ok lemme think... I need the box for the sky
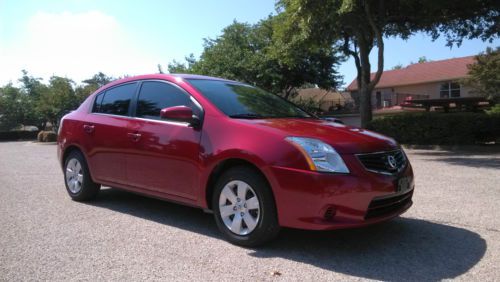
[1,0,498,89]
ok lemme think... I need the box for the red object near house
[57,74,414,246]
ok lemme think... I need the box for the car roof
[115,73,237,85]
[94,73,242,95]
[170,73,235,82]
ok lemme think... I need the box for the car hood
[237,118,398,154]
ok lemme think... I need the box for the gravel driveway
[0,141,499,281]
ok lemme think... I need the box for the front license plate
[397,176,413,193]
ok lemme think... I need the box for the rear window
[95,83,137,116]
[92,92,104,113]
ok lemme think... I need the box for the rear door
[83,82,138,185]
[126,80,203,200]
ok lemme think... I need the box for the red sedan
[57,74,414,246]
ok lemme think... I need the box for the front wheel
[64,150,100,201]
[213,166,280,247]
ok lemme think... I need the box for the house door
[376,92,382,108]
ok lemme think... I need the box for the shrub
[37,131,58,142]
[292,97,322,114]
[0,131,39,141]
[486,104,500,114]
[367,112,500,145]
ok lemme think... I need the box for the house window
[440,82,461,98]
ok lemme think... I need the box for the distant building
[346,56,478,108]
[295,88,353,112]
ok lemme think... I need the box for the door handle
[127,132,142,142]
[83,124,95,134]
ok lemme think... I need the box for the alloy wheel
[218,180,260,235]
[65,158,83,194]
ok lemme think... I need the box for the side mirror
[160,106,200,128]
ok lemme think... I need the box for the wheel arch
[61,144,97,183]
[62,144,84,165]
[204,158,276,211]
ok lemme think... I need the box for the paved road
[0,142,499,281]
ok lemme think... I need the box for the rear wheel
[64,150,100,201]
[213,166,280,247]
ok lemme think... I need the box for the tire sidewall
[212,166,279,247]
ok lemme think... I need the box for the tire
[212,166,280,247]
[63,150,100,201]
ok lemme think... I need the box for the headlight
[286,137,349,173]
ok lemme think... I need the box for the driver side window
[136,81,201,120]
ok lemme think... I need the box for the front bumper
[269,154,414,230]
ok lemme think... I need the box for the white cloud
[0,11,159,85]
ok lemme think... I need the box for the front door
[126,80,203,200]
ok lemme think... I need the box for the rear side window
[92,92,104,113]
[98,83,137,116]
[136,81,200,120]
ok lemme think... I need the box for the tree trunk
[283,86,294,100]
[357,35,374,128]
[359,83,373,127]
[356,2,385,128]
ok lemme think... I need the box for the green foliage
[486,104,500,114]
[464,47,500,102]
[0,71,114,131]
[76,72,114,104]
[17,71,49,129]
[168,54,199,74]
[418,56,429,63]
[36,76,79,130]
[367,112,500,145]
[0,84,26,131]
[392,64,403,70]
[291,97,321,114]
[167,17,342,98]
[82,72,113,88]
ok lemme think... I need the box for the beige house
[295,88,353,112]
[346,56,478,108]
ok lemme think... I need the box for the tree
[277,0,500,127]
[157,64,164,74]
[18,70,49,129]
[465,47,500,102]
[75,72,114,104]
[392,64,403,70]
[168,54,199,74]
[0,84,25,130]
[37,76,79,130]
[418,56,429,63]
[1,72,115,131]
[168,18,342,98]
[82,72,113,88]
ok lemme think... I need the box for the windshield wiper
[229,113,265,119]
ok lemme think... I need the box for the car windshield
[186,79,312,119]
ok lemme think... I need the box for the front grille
[365,190,413,219]
[357,149,407,175]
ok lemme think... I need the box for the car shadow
[88,188,487,281]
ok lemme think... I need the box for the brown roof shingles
[346,56,475,91]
